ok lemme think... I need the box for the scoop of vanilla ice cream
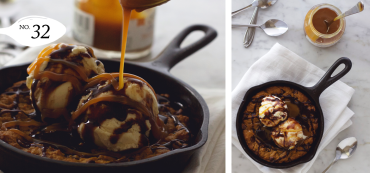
[27,43,105,122]
[78,109,151,152]
[259,95,288,127]
[77,77,160,151]
[271,118,307,150]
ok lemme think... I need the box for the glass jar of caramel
[73,0,155,59]
[304,4,346,47]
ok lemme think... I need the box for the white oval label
[0,16,66,47]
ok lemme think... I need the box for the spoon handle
[322,160,336,173]
[322,158,338,173]
[322,149,342,173]
[334,1,364,21]
[0,27,9,35]
[232,4,253,16]
[243,7,259,48]
[232,24,259,28]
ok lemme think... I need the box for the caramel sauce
[312,8,340,34]
[77,0,146,51]
[1,80,188,160]
[26,42,164,140]
[118,8,132,90]
[248,94,316,151]
[0,80,189,160]
[284,101,300,118]
[74,75,167,141]
[1,1,181,160]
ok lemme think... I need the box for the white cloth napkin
[232,43,355,173]
[3,36,225,173]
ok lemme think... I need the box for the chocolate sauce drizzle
[1,81,191,161]
[260,96,288,121]
[76,76,168,145]
[29,44,101,122]
[243,90,318,162]
[0,82,35,119]
[0,44,191,162]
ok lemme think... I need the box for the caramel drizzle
[27,43,158,121]
[118,8,132,90]
[74,75,167,141]
[71,96,150,122]
[27,43,165,140]
[0,43,191,160]
[1,85,187,160]
[27,43,68,74]
[86,73,155,93]
[27,45,156,93]
[244,90,317,162]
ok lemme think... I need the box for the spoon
[322,137,357,173]
[232,0,277,16]
[232,19,288,36]
[244,0,278,48]
[324,1,364,33]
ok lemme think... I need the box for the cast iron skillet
[0,25,217,173]
[236,57,352,169]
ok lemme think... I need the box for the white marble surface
[232,0,370,172]
[12,0,225,90]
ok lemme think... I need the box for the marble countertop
[232,0,370,172]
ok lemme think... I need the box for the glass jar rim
[309,3,345,38]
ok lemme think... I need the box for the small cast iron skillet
[236,57,352,169]
[0,25,217,173]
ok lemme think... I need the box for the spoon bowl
[258,0,278,9]
[336,137,357,160]
[232,19,288,36]
[260,19,288,36]
[322,137,357,173]
[232,0,278,16]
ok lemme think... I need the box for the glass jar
[304,3,346,48]
[73,0,155,59]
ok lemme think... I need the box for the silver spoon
[322,137,357,173]
[324,1,364,33]
[233,19,288,36]
[232,0,277,16]
[244,0,278,48]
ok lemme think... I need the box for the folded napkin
[3,36,225,173]
[232,43,355,173]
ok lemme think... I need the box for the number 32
[31,24,50,39]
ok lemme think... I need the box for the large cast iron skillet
[0,25,217,173]
[236,57,352,168]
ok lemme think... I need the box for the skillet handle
[152,24,217,71]
[309,57,352,96]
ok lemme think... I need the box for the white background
[232,0,370,172]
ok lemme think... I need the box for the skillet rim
[236,80,324,169]
[0,60,210,168]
